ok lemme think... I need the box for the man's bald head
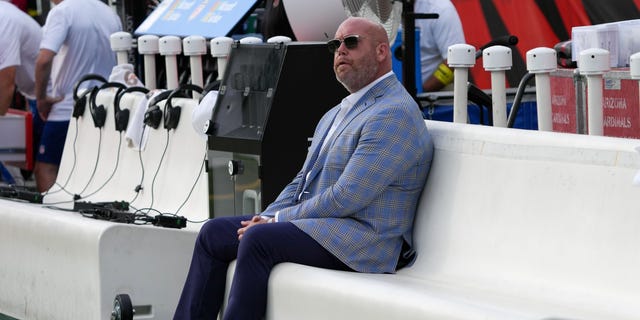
[331,17,392,92]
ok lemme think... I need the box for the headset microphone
[164,83,204,130]
[114,86,150,132]
[144,90,172,129]
[89,82,126,128]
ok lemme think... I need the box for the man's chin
[336,79,356,93]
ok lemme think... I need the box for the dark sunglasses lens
[343,36,359,49]
[327,36,359,53]
[327,39,341,53]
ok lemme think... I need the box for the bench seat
[261,262,640,320]
[225,119,640,320]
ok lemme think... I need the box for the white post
[578,48,610,136]
[526,47,557,131]
[447,44,476,123]
[210,37,234,81]
[159,36,182,90]
[183,35,207,98]
[483,45,512,127]
[138,35,159,90]
[110,32,132,65]
[239,36,262,44]
[267,36,292,44]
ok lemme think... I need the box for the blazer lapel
[297,75,397,197]
[295,107,339,199]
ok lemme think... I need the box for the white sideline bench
[0,198,198,320]
[224,119,640,320]
[2,118,639,320]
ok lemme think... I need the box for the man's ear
[376,42,389,62]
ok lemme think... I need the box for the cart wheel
[111,293,134,320]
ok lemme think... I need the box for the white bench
[2,117,639,320]
[224,119,640,320]
[0,198,198,320]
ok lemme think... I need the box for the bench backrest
[406,120,640,309]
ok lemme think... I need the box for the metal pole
[401,0,438,103]
[578,48,609,136]
[448,44,476,124]
[483,45,512,128]
[526,47,557,131]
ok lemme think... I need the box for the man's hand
[36,95,63,121]
[237,215,270,240]
[0,66,17,116]
[35,48,57,120]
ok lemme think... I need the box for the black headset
[89,82,126,128]
[144,90,172,129]
[164,84,204,130]
[114,86,150,132]
[72,74,107,119]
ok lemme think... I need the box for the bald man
[173,17,434,320]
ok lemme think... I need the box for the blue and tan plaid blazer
[264,74,433,274]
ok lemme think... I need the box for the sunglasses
[327,35,362,53]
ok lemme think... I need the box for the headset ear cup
[92,105,107,128]
[115,109,130,132]
[163,84,204,131]
[144,105,162,129]
[144,90,172,130]
[73,92,88,118]
[89,88,107,128]
[164,104,181,130]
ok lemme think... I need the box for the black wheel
[111,293,134,320]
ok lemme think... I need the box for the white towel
[109,63,150,149]
[125,90,166,150]
[191,90,218,140]
[108,64,145,87]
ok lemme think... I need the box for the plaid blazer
[264,75,433,274]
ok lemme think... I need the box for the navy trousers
[173,215,352,320]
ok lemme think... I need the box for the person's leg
[174,215,252,320]
[34,162,58,192]
[34,120,69,192]
[223,222,352,320]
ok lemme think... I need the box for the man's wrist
[260,216,275,223]
[261,210,280,223]
[433,63,454,86]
